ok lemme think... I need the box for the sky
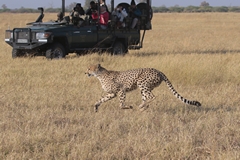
[1,0,240,9]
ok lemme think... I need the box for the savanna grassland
[0,12,240,159]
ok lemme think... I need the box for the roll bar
[62,0,65,16]
[61,0,151,15]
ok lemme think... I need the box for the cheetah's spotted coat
[85,64,201,112]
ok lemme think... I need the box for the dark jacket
[130,7,141,18]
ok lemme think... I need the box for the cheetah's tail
[162,74,201,107]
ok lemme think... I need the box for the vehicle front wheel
[12,49,25,58]
[112,41,127,55]
[46,43,66,59]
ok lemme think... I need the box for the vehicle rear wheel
[46,43,66,59]
[12,49,25,58]
[112,41,127,55]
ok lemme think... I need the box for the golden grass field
[0,13,240,159]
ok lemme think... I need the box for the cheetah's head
[85,64,104,77]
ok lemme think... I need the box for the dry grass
[0,13,240,159]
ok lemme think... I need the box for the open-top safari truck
[4,0,153,59]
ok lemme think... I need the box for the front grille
[13,28,35,43]
[17,31,29,39]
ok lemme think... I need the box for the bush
[184,6,200,12]
[214,6,228,12]
[169,6,184,13]
[159,6,169,13]
[228,7,240,12]
[198,6,213,12]
[45,8,62,13]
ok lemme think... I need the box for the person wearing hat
[86,1,98,22]
[75,3,85,16]
[129,0,141,29]
[70,3,85,17]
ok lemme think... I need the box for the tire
[112,41,127,55]
[12,49,24,58]
[45,43,66,59]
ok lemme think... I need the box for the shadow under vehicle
[4,0,153,59]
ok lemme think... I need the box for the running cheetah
[85,64,201,112]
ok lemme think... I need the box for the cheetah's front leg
[118,90,133,109]
[95,93,116,112]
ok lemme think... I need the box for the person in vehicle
[129,0,141,29]
[70,3,85,18]
[72,11,84,27]
[56,12,63,22]
[100,0,110,15]
[99,5,110,29]
[112,4,128,28]
[99,0,106,6]
[69,6,76,19]
[86,1,98,22]
[75,3,85,16]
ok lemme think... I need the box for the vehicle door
[71,25,98,48]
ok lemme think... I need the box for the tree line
[1,2,240,13]
[152,6,240,13]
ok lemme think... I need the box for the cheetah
[85,64,201,112]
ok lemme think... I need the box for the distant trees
[150,0,240,13]
[228,7,240,12]
[200,1,210,7]
[84,0,92,9]
[66,2,77,11]
[214,6,228,12]
[1,1,240,13]
[0,4,10,12]
[152,6,169,13]
[2,4,7,9]
[184,6,200,12]
[169,5,184,13]
[151,5,240,13]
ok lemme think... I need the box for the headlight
[36,32,51,39]
[5,30,13,41]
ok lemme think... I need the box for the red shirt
[99,11,109,26]
[91,12,98,20]
[91,11,109,26]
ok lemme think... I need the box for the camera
[117,8,121,13]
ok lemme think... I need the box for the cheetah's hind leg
[139,105,149,112]
[118,90,133,110]
[138,98,155,111]
[120,105,133,109]
[138,90,156,111]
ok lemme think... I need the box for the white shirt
[112,8,128,22]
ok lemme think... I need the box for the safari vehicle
[4,0,153,59]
